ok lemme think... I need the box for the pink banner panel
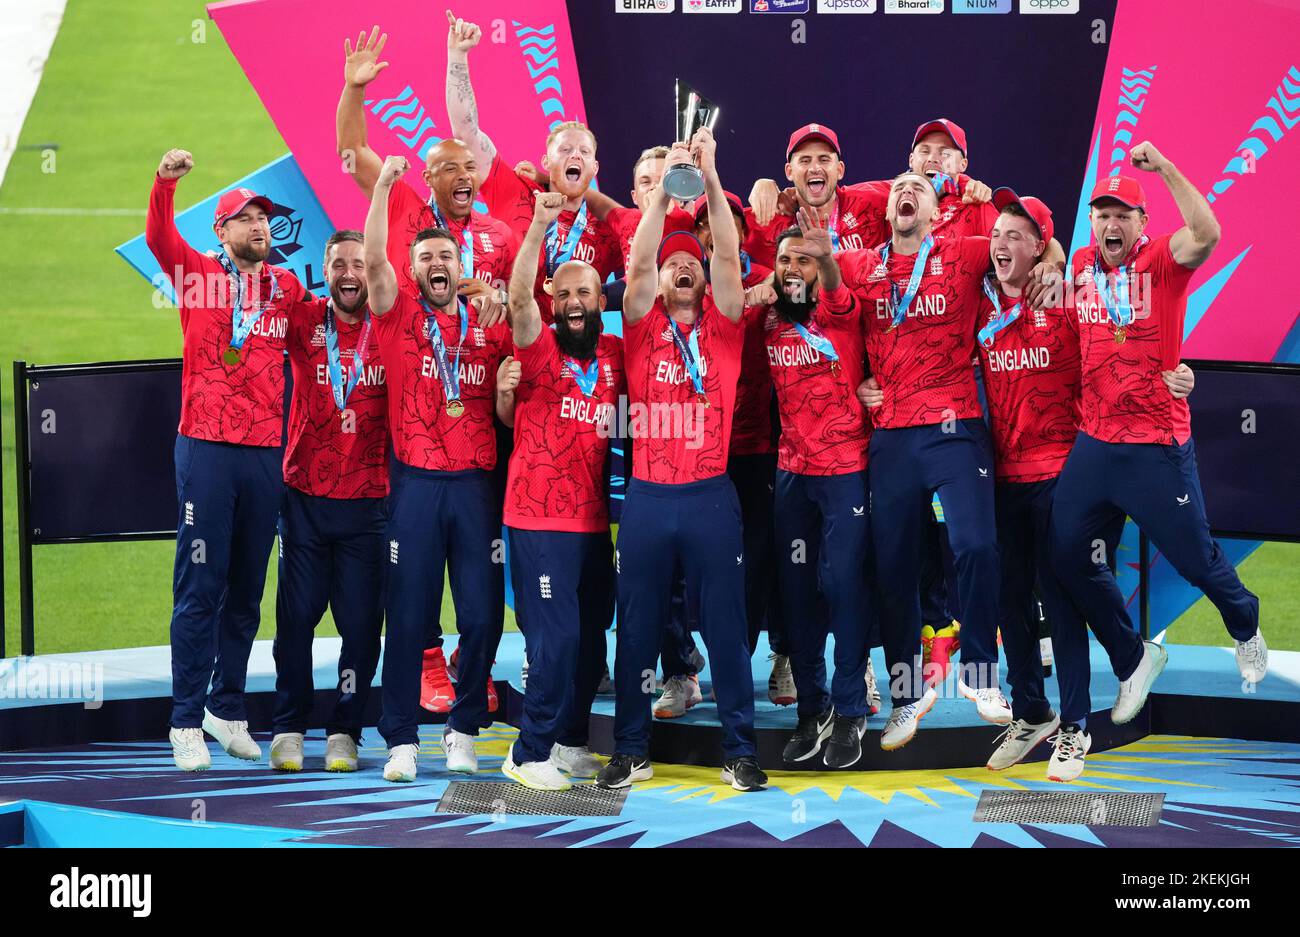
[208,0,586,229]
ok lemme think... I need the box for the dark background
[569,0,1118,223]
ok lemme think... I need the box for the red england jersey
[1069,234,1195,445]
[477,155,621,322]
[505,328,625,532]
[283,297,388,499]
[975,282,1081,482]
[606,205,695,274]
[837,178,1001,247]
[374,290,511,471]
[731,260,778,457]
[743,187,886,268]
[842,236,990,430]
[762,283,870,475]
[623,294,745,484]
[387,178,517,297]
[146,176,306,447]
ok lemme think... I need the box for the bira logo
[50,868,152,917]
[686,0,742,10]
[616,0,673,11]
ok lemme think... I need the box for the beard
[773,274,818,324]
[329,280,369,315]
[554,307,602,359]
[229,238,270,265]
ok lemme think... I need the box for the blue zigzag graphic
[513,21,567,132]
[364,84,443,161]
[1206,65,1300,203]
[1110,66,1156,174]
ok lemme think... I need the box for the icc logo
[266,202,304,266]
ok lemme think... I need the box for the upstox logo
[617,0,672,11]
[1019,0,1078,12]
[818,0,876,10]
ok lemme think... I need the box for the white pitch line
[0,206,145,216]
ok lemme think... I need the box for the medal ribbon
[930,172,959,198]
[544,202,589,276]
[977,275,1022,349]
[324,302,373,412]
[1091,235,1150,331]
[420,297,468,405]
[827,200,842,254]
[666,311,707,400]
[878,235,935,328]
[219,251,281,352]
[792,321,839,366]
[429,200,475,281]
[740,249,752,281]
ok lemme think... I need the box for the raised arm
[444,10,497,169]
[336,27,389,196]
[623,150,679,326]
[791,204,843,294]
[1130,141,1220,270]
[365,155,408,316]
[146,148,204,286]
[697,128,742,323]
[509,191,565,349]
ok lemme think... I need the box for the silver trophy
[662,79,720,202]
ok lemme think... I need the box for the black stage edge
[7,684,1299,771]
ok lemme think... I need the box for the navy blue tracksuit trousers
[1050,433,1259,721]
[775,469,871,718]
[379,462,504,747]
[615,476,756,759]
[170,435,283,728]
[869,420,1000,707]
[508,528,614,764]
[272,487,385,741]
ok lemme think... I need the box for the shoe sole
[1046,766,1085,783]
[1112,645,1168,726]
[769,694,796,706]
[271,761,302,772]
[987,718,1061,771]
[956,682,1012,726]
[503,761,571,792]
[420,699,453,714]
[383,770,415,782]
[880,693,938,752]
[200,718,263,761]
[721,768,767,792]
[325,761,357,772]
[174,760,210,772]
[596,765,653,789]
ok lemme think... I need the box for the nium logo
[617,0,673,10]
[1019,0,1078,11]
[50,868,152,917]
[818,0,877,11]
[685,0,742,10]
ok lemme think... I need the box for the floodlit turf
[0,0,1293,655]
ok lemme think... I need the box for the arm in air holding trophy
[695,128,743,324]
[622,142,691,326]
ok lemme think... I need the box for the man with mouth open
[1048,143,1265,772]
[364,155,515,783]
[597,128,766,793]
[840,172,1064,751]
[498,191,624,791]
[271,230,388,774]
[147,149,308,772]
[444,11,622,322]
[744,209,875,769]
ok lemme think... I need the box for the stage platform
[4,634,1300,847]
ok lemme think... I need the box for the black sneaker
[721,756,768,792]
[596,753,653,789]
[823,714,866,769]
[782,709,834,763]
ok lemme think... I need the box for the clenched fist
[497,355,521,394]
[158,148,193,180]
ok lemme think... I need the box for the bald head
[423,137,480,221]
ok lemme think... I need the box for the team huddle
[145,12,1267,794]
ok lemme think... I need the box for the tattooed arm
[444,10,497,169]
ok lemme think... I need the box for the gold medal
[696,392,710,409]
[223,346,242,367]
[830,359,841,375]
[1114,327,1127,345]
[446,399,465,418]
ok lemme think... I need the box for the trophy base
[663,164,705,202]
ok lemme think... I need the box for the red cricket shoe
[921,623,960,686]
[420,647,456,713]
[449,646,498,714]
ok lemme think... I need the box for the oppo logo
[1019,0,1079,11]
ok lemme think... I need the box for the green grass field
[0,0,1294,655]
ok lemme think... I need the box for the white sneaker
[551,743,602,779]
[169,727,211,772]
[504,745,571,791]
[865,659,881,714]
[880,687,938,751]
[767,654,796,706]
[987,715,1060,771]
[202,708,262,760]
[383,743,419,782]
[1112,640,1168,725]
[960,685,1012,725]
[269,732,304,771]
[1047,725,1091,782]
[325,733,358,772]
[653,674,702,719]
[1235,629,1268,683]
[442,726,478,773]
